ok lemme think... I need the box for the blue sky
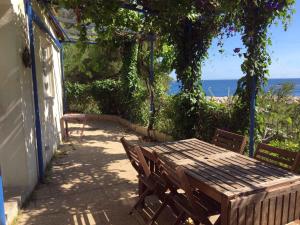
[171,1,300,80]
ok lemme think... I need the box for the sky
[171,1,300,80]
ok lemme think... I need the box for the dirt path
[18,120,143,225]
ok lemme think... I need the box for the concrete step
[4,200,19,225]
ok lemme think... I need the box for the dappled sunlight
[105,159,138,184]
[18,120,143,225]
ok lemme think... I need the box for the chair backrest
[120,137,151,177]
[176,166,218,219]
[254,143,300,173]
[212,129,247,154]
[154,153,181,192]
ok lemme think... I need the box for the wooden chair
[120,137,167,224]
[155,154,220,225]
[212,129,247,154]
[175,166,220,225]
[254,143,300,173]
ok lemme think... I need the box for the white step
[4,200,19,225]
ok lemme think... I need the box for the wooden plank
[222,199,231,225]
[238,206,246,225]
[189,139,228,153]
[239,154,294,176]
[190,160,248,189]
[188,163,243,191]
[185,164,236,192]
[282,193,290,224]
[289,192,297,222]
[213,157,268,184]
[220,157,276,182]
[231,155,287,178]
[186,139,225,153]
[207,158,263,188]
[261,199,269,225]
[257,143,298,159]
[275,196,283,225]
[175,141,222,155]
[245,204,254,225]
[295,191,300,219]
[228,208,237,225]
[256,151,293,166]
[268,198,276,225]
[253,201,262,225]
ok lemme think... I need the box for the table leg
[65,120,69,139]
[221,199,229,225]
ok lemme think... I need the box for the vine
[120,40,147,123]
[55,0,296,140]
[235,0,296,133]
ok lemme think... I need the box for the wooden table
[141,138,300,225]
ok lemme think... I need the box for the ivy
[235,0,296,133]
[56,0,296,139]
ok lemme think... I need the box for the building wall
[0,0,63,199]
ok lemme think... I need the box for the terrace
[17,120,176,225]
[1,1,300,225]
[16,117,300,225]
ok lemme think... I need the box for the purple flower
[248,36,254,44]
[228,26,236,33]
[233,48,241,53]
[266,1,281,10]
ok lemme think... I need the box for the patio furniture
[212,129,247,154]
[120,137,167,224]
[254,143,300,173]
[60,113,88,140]
[155,153,220,225]
[140,138,300,225]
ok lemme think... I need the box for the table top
[141,138,300,201]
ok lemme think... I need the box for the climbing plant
[120,40,148,124]
[235,0,296,133]
[55,0,296,139]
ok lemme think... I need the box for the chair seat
[193,191,220,214]
[172,192,219,216]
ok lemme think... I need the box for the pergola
[28,0,259,181]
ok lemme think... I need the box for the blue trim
[47,10,72,42]
[27,2,45,181]
[31,10,62,49]
[60,48,67,114]
[249,76,257,157]
[61,40,97,45]
[0,170,6,225]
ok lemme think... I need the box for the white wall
[0,0,63,200]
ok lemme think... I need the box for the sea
[169,78,300,97]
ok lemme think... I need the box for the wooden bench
[212,129,247,154]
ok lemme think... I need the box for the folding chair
[255,143,300,173]
[212,129,247,154]
[155,154,220,225]
[120,137,167,224]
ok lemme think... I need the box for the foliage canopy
[57,0,296,140]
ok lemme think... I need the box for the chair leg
[148,198,168,225]
[192,219,200,225]
[129,188,151,215]
[173,212,186,225]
